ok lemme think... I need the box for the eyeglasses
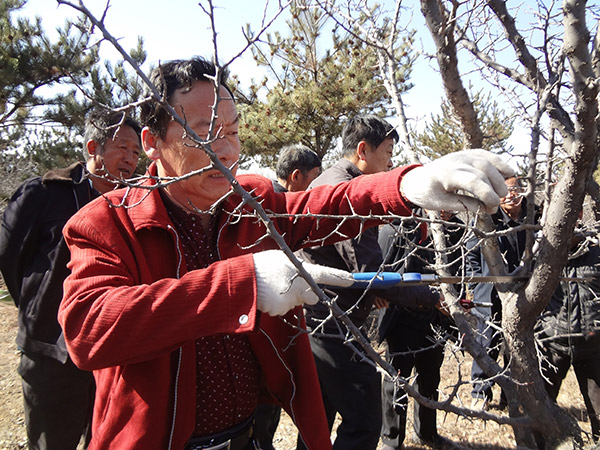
[507,186,525,194]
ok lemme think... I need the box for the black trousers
[254,403,280,450]
[541,346,600,441]
[297,334,382,450]
[470,301,508,403]
[18,352,95,450]
[381,323,445,448]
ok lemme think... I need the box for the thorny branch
[57,0,468,420]
[312,0,420,163]
[58,0,600,440]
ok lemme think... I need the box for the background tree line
[0,0,145,204]
[2,0,599,448]
[0,0,512,203]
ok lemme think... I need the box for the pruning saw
[349,272,590,288]
[345,272,591,308]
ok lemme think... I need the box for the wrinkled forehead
[171,83,237,123]
[106,124,140,145]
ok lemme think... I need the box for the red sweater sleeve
[59,164,419,370]
[59,199,258,370]
[234,164,420,251]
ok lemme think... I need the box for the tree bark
[420,0,484,148]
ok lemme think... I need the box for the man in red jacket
[58,57,514,450]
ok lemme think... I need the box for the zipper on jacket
[167,347,183,450]
[259,328,303,443]
[167,225,184,450]
[168,224,184,279]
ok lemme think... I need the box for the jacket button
[239,314,249,325]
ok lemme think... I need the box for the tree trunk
[503,290,583,449]
[420,0,484,148]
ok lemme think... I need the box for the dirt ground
[0,299,26,450]
[0,297,594,450]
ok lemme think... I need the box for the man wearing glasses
[467,176,531,409]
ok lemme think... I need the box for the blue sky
[21,0,277,82]
[21,0,446,119]
[19,0,527,164]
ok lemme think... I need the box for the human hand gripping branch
[400,149,515,214]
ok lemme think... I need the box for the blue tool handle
[350,272,438,288]
[402,272,423,282]
[351,272,406,288]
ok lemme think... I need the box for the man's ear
[86,139,99,158]
[356,141,368,162]
[142,127,160,161]
[290,168,302,182]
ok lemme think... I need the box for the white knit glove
[400,149,514,213]
[253,250,354,316]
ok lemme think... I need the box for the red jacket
[58,163,415,450]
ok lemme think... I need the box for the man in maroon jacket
[58,57,513,450]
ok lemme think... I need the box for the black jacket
[466,200,532,306]
[0,162,98,362]
[537,241,600,358]
[298,159,438,332]
[377,214,464,343]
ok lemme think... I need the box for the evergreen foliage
[0,0,145,200]
[413,90,514,160]
[236,1,413,168]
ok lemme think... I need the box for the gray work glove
[400,149,514,214]
[253,250,354,316]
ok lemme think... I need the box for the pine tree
[1,1,95,152]
[413,90,514,160]
[0,1,145,200]
[236,0,413,168]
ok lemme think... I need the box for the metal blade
[350,272,591,288]
[427,275,530,284]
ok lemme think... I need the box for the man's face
[500,177,523,215]
[147,82,240,211]
[99,126,141,179]
[361,138,394,174]
[89,124,141,193]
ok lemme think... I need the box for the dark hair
[83,108,142,159]
[341,114,398,157]
[140,57,231,138]
[276,144,322,179]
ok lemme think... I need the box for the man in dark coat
[537,232,600,443]
[297,116,440,450]
[0,108,141,450]
[378,211,464,450]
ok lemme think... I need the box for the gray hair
[275,144,321,180]
[83,108,141,159]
